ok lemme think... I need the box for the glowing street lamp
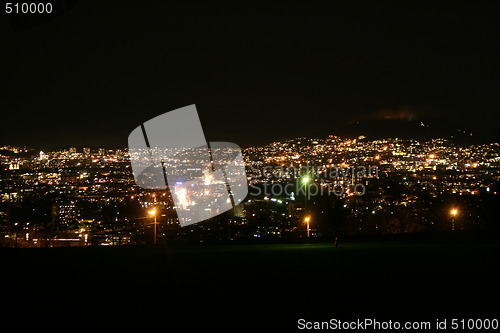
[301,176,311,213]
[304,216,311,238]
[148,208,158,244]
[450,208,458,231]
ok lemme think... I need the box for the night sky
[1,1,499,149]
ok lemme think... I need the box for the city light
[149,208,158,244]
[1,134,499,247]
[450,208,458,231]
[304,216,311,238]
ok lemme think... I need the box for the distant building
[115,149,124,160]
[233,203,245,218]
[69,147,77,154]
[83,147,91,155]
[58,201,77,226]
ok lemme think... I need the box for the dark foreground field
[2,233,500,331]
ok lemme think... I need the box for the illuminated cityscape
[1,135,499,247]
[2,1,500,328]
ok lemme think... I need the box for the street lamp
[304,216,311,238]
[301,176,311,212]
[450,208,458,231]
[148,208,158,244]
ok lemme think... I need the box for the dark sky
[1,1,499,149]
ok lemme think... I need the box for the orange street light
[304,216,311,238]
[149,209,158,244]
[450,208,458,231]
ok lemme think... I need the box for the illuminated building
[58,201,77,226]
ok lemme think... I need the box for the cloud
[349,105,431,124]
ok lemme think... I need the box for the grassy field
[2,235,500,330]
